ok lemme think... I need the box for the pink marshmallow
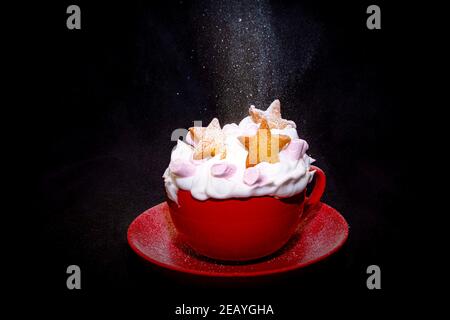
[211,163,236,178]
[169,159,196,177]
[190,157,207,165]
[244,167,260,186]
[284,139,309,160]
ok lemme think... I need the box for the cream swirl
[163,114,315,203]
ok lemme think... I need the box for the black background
[28,0,418,316]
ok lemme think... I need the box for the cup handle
[305,165,326,209]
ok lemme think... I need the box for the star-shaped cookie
[238,118,291,167]
[189,118,226,160]
[249,99,296,129]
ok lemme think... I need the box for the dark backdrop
[30,0,415,316]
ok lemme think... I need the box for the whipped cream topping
[163,106,315,203]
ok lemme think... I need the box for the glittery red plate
[127,202,348,277]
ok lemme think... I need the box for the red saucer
[127,202,348,277]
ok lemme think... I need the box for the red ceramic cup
[167,165,326,261]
